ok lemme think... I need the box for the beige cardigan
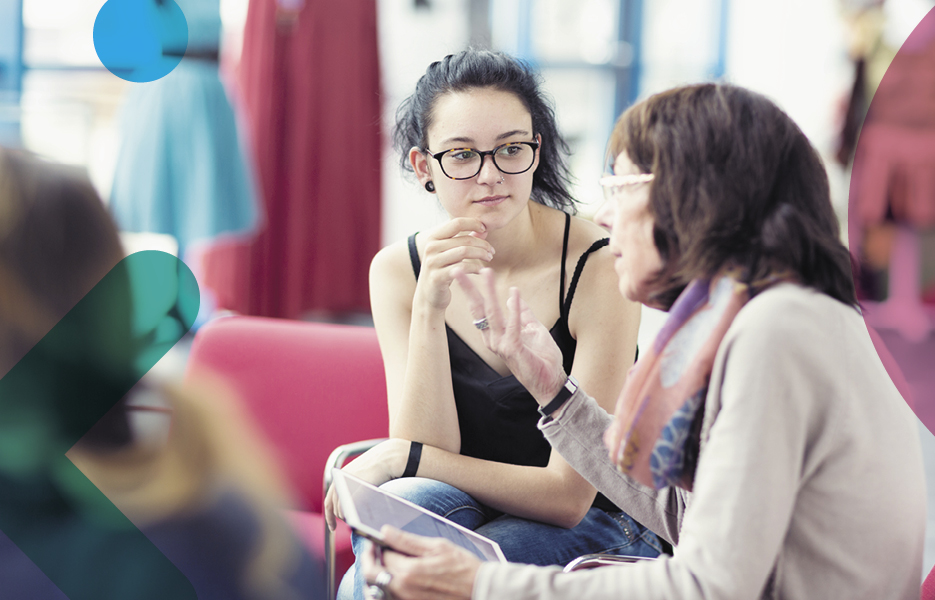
[474,284,926,600]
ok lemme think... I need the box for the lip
[474,195,507,206]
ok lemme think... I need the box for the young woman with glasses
[325,49,663,599]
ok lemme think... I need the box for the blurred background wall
[5,0,930,313]
[3,0,932,368]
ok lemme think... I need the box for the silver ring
[376,571,394,588]
[473,317,489,330]
[367,584,385,600]
[498,175,505,184]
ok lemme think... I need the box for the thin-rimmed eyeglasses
[599,173,654,201]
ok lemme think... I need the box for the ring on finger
[366,584,385,600]
[376,571,394,589]
[473,317,489,330]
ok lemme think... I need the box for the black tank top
[408,214,619,511]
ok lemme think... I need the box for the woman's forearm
[540,387,688,546]
[413,444,598,528]
[390,301,463,453]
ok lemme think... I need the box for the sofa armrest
[323,438,387,599]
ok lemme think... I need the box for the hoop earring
[425,181,435,193]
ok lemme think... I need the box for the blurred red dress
[204,0,381,318]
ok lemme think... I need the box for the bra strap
[559,213,571,310]
[408,233,421,280]
[562,238,610,321]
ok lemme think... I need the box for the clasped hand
[453,268,568,405]
[324,438,410,531]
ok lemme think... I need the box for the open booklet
[331,468,507,562]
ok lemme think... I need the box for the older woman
[357,83,926,600]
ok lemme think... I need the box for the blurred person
[0,147,322,599]
[847,4,935,341]
[356,83,926,600]
[324,49,662,600]
[835,0,890,168]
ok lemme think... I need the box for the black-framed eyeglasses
[424,141,539,180]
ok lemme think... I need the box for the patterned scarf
[604,272,779,491]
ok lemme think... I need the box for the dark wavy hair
[607,83,857,310]
[394,49,577,212]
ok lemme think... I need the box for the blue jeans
[336,477,664,600]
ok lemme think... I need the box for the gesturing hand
[416,218,494,311]
[453,268,567,405]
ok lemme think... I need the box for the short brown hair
[608,84,857,309]
[0,147,124,375]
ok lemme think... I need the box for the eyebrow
[438,129,531,148]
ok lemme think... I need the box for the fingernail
[487,252,493,261]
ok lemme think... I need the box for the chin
[619,282,649,306]
[616,281,635,302]
[478,209,518,232]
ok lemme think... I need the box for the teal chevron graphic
[0,251,199,599]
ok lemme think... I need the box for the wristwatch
[538,375,578,421]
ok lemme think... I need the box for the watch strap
[538,375,578,419]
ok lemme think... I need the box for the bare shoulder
[566,214,615,281]
[569,214,611,245]
[370,238,415,278]
[369,238,418,312]
[564,214,639,334]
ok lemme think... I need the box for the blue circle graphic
[93,0,188,83]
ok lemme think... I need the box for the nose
[593,197,615,231]
[475,154,501,185]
